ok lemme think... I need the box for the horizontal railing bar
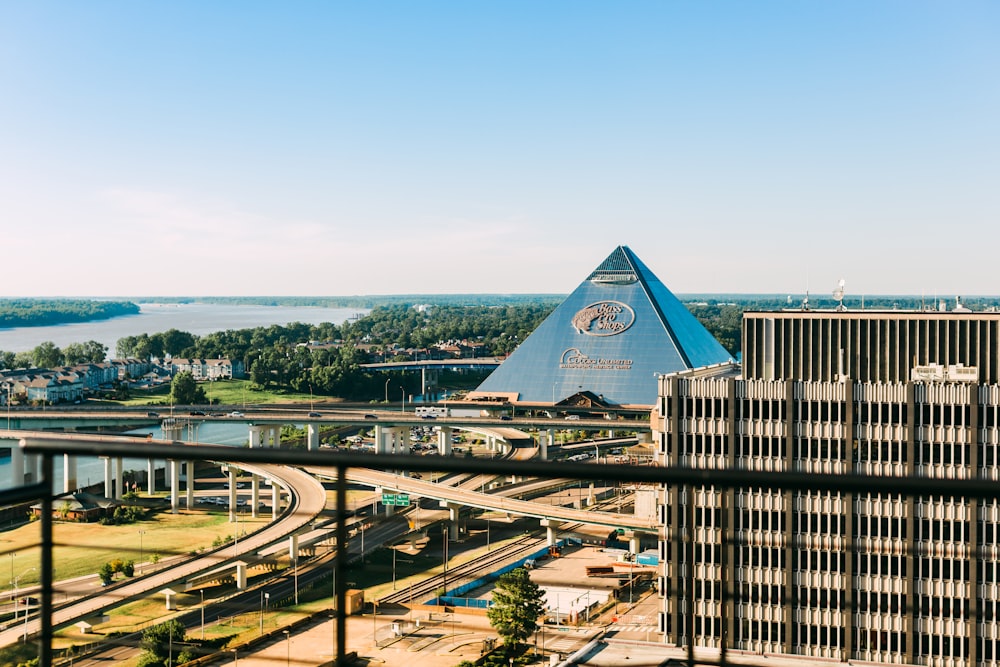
[0,481,51,508]
[16,435,1000,499]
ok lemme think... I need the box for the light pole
[392,545,397,590]
[384,378,391,404]
[260,591,269,634]
[231,648,238,667]
[138,530,145,574]
[283,629,290,667]
[201,589,205,640]
[14,567,36,641]
[401,388,405,413]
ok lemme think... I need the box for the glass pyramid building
[472,245,734,406]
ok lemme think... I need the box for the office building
[653,305,1000,666]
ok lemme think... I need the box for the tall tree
[169,371,207,405]
[487,567,546,654]
[31,341,63,368]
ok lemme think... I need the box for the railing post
[39,452,53,667]
[335,465,347,666]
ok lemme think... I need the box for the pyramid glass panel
[474,246,734,406]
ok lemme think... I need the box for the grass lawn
[1,508,269,589]
[109,379,346,408]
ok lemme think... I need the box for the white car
[229,411,245,417]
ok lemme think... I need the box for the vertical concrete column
[629,535,641,554]
[270,426,281,448]
[307,424,320,451]
[114,457,124,499]
[103,456,112,498]
[235,563,247,589]
[170,460,180,513]
[11,439,25,486]
[438,427,452,456]
[147,459,156,495]
[251,474,260,518]
[445,503,460,540]
[63,454,77,493]
[186,461,195,508]
[541,519,560,546]
[272,483,281,517]
[288,534,299,565]
[228,467,238,522]
[374,425,388,454]
[249,426,263,448]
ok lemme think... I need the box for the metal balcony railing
[6,436,1000,667]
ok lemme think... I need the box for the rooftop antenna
[832,278,846,312]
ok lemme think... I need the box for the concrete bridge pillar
[186,461,195,508]
[541,519,561,546]
[374,425,389,454]
[444,502,460,541]
[251,474,260,518]
[103,456,112,498]
[307,423,320,451]
[395,427,408,454]
[63,454,77,493]
[542,429,555,461]
[147,459,156,495]
[114,457,123,499]
[228,467,238,522]
[269,426,281,448]
[235,562,247,589]
[437,427,452,456]
[249,426,263,448]
[11,439,26,486]
[169,460,180,513]
[289,534,298,565]
[272,482,281,517]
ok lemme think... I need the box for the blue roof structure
[473,245,734,406]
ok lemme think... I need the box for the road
[0,463,327,647]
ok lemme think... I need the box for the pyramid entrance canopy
[471,245,733,407]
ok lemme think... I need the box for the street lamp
[401,388,405,413]
[201,589,206,640]
[14,567,36,640]
[138,530,146,575]
[260,591,269,634]
[283,629,290,667]
[384,378,391,404]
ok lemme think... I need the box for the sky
[1,2,997,298]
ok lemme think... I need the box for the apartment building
[653,306,1000,666]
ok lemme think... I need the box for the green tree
[139,619,187,667]
[486,567,545,653]
[31,341,63,368]
[63,340,109,364]
[170,371,207,405]
[98,562,114,586]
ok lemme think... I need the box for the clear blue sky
[1,2,997,297]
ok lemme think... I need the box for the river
[0,302,368,355]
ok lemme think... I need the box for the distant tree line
[0,299,138,328]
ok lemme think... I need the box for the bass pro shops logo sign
[571,301,635,336]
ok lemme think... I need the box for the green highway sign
[381,493,410,506]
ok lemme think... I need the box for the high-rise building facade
[653,307,1000,666]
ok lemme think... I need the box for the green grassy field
[2,508,268,588]
[109,379,346,408]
